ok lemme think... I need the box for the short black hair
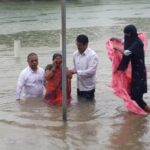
[27,52,37,61]
[52,53,62,60]
[76,34,89,45]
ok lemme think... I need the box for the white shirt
[73,47,98,91]
[16,66,45,99]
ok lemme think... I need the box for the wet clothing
[118,38,147,93]
[73,47,98,91]
[131,89,147,109]
[106,35,147,115]
[44,64,71,106]
[118,25,147,109]
[16,66,44,99]
[77,88,95,100]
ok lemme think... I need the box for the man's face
[76,42,88,54]
[28,55,38,70]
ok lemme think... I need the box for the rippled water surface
[0,0,150,149]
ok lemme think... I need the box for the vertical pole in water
[14,40,21,58]
[60,33,62,51]
[61,0,67,121]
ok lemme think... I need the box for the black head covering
[123,24,138,49]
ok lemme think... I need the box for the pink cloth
[106,32,148,115]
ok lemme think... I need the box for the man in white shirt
[16,53,45,100]
[70,34,98,100]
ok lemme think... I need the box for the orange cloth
[45,68,71,106]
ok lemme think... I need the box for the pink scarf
[106,32,148,115]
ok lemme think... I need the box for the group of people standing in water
[16,24,150,114]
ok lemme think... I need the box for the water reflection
[109,113,148,150]
[69,100,96,121]
[67,101,99,149]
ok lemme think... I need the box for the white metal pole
[60,33,62,50]
[61,0,67,121]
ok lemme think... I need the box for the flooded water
[0,0,150,149]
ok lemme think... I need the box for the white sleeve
[124,50,132,56]
[77,54,98,77]
[16,71,25,99]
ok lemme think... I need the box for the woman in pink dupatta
[106,24,150,115]
[44,53,71,106]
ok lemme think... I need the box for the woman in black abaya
[115,24,150,113]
